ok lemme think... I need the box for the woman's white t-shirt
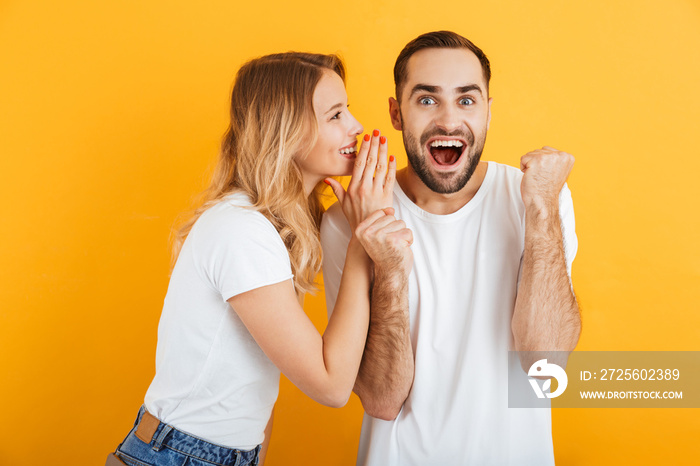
[144,192,293,449]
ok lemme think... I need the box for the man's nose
[433,105,461,132]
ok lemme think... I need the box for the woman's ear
[389,97,402,131]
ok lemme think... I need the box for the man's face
[390,48,492,194]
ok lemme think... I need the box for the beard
[401,118,487,194]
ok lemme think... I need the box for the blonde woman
[107,52,413,466]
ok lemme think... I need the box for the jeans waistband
[134,406,259,465]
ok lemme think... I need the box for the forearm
[512,204,580,355]
[320,238,372,406]
[353,263,414,420]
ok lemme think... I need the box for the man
[321,31,580,465]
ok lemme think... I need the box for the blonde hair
[173,52,346,295]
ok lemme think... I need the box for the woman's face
[296,70,363,191]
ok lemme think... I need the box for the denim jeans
[111,406,260,466]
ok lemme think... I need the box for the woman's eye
[419,97,436,105]
[330,111,342,120]
[460,97,475,105]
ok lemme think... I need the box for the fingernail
[373,129,380,137]
[323,179,331,185]
[389,155,395,162]
[380,136,386,144]
[364,134,370,142]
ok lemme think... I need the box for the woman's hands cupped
[325,129,396,231]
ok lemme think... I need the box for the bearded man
[322,30,580,465]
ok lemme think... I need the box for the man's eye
[459,97,475,105]
[419,97,436,105]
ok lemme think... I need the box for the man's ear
[487,96,493,130]
[389,97,402,131]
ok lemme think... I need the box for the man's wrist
[525,196,559,223]
[373,261,407,289]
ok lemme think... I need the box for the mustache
[420,128,474,147]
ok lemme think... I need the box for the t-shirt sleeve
[192,206,294,302]
[559,183,578,278]
[320,203,352,319]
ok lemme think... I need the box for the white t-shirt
[144,192,293,450]
[320,162,577,466]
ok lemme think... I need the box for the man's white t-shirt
[144,192,293,449]
[321,162,577,466]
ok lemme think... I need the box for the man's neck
[396,161,488,215]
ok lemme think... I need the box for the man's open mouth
[427,138,466,166]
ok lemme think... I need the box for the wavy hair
[172,52,345,295]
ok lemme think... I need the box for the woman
[107,52,412,466]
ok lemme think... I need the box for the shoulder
[185,194,293,300]
[487,161,524,185]
[320,202,352,247]
[189,193,287,261]
[196,193,278,237]
[321,202,350,234]
[479,161,525,206]
[485,161,574,202]
[322,202,345,222]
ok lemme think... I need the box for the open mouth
[427,138,466,167]
[339,141,357,159]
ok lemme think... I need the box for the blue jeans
[111,406,260,466]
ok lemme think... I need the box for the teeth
[430,140,464,148]
[339,147,357,154]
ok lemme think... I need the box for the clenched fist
[355,208,413,276]
[520,146,575,211]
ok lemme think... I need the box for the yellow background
[1,0,699,464]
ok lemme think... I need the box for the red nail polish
[389,155,395,162]
[373,129,379,137]
[380,136,386,144]
[364,134,370,142]
[323,179,331,185]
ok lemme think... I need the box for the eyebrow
[324,102,344,115]
[409,83,484,98]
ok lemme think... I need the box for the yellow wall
[1,0,699,464]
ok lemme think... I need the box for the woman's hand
[325,129,396,231]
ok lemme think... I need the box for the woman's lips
[338,141,357,159]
